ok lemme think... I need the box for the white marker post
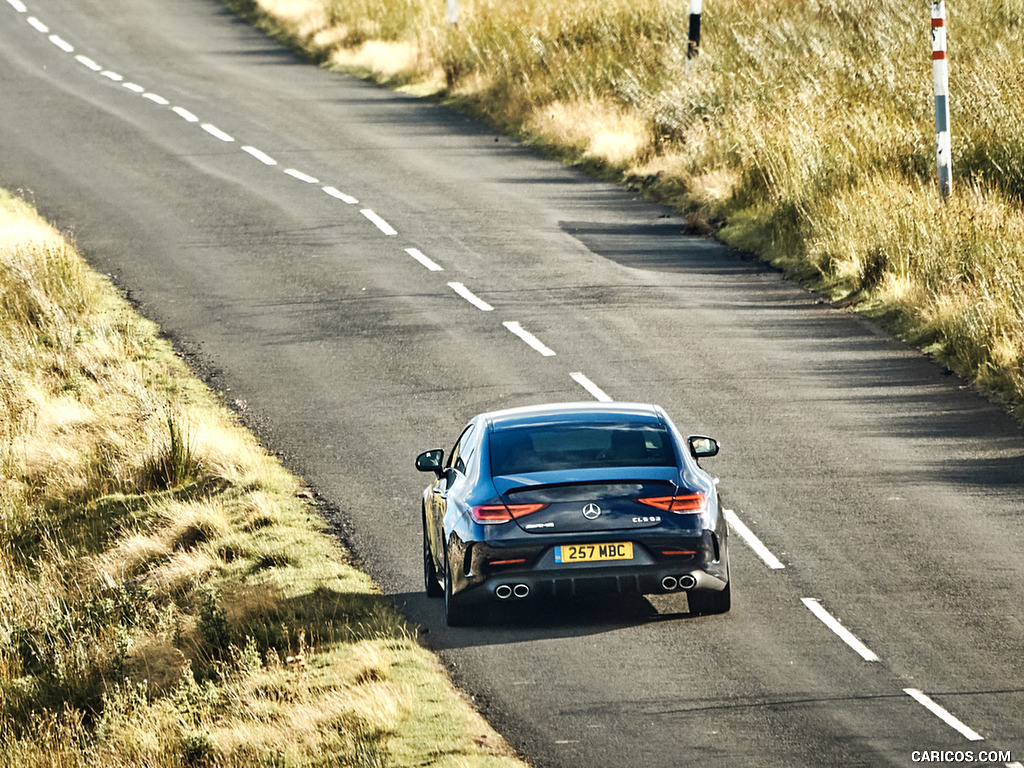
[447,0,458,27]
[687,0,703,59]
[931,2,952,199]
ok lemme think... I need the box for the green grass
[231,0,1024,418]
[0,190,525,766]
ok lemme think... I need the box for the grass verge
[224,0,1024,419]
[0,188,525,766]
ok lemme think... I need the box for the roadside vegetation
[0,188,524,766]
[229,0,1024,417]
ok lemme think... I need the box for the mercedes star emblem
[582,503,602,520]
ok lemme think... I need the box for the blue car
[416,402,730,626]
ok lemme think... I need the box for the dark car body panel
[503,477,678,533]
[418,402,730,624]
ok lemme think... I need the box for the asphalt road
[3,1,1023,765]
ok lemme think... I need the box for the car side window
[447,425,475,476]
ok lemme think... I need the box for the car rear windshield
[489,422,677,475]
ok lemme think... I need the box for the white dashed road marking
[201,123,234,142]
[406,248,443,272]
[801,598,879,662]
[323,186,358,204]
[502,322,556,357]
[241,146,277,165]
[448,282,493,312]
[360,209,397,236]
[903,689,984,742]
[570,372,612,402]
[284,168,319,184]
[75,55,102,71]
[49,34,73,52]
[723,509,785,570]
[172,107,199,123]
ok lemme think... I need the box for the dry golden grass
[331,39,423,77]
[527,98,651,167]
[0,189,527,766]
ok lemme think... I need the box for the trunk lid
[495,468,682,533]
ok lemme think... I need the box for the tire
[688,581,731,616]
[423,514,443,598]
[444,548,476,627]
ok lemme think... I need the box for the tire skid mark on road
[7,3,1015,759]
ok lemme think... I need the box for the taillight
[507,503,547,517]
[470,503,547,523]
[471,505,512,523]
[637,493,707,513]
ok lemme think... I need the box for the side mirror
[688,436,719,459]
[415,449,445,475]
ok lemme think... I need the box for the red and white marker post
[688,0,703,59]
[931,2,952,199]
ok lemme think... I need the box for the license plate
[554,542,633,564]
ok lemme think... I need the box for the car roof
[481,401,668,430]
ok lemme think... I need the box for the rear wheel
[444,548,476,627]
[688,582,731,616]
[423,514,443,598]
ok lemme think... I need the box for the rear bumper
[452,533,729,604]
[496,566,727,602]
